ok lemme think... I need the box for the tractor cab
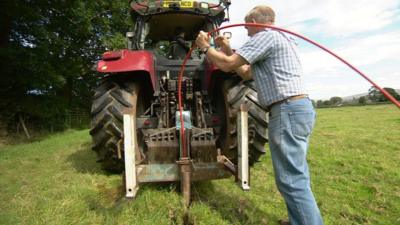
[128,0,231,59]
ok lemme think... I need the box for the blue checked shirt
[236,30,306,107]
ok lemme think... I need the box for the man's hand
[195,31,251,80]
[215,36,230,49]
[215,35,233,56]
[195,31,210,49]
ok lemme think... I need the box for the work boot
[278,219,290,225]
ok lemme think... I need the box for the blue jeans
[268,97,323,225]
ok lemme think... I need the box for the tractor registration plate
[163,1,194,8]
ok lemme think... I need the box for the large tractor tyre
[220,77,269,165]
[90,78,144,172]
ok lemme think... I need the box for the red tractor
[90,0,268,203]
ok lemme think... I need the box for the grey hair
[245,5,275,24]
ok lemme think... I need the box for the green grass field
[0,105,399,225]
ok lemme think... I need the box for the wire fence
[65,109,90,129]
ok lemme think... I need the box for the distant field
[0,104,399,225]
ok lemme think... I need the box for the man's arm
[198,34,252,80]
[236,64,252,80]
[215,36,252,80]
[205,48,252,80]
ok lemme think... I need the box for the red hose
[178,45,195,158]
[178,23,400,158]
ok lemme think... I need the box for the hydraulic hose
[177,45,195,158]
[178,23,400,158]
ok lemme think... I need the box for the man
[196,5,323,225]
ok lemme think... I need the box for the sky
[222,0,400,100]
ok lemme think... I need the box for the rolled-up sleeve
[236,31,274,64]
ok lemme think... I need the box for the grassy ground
[0,104,399,225]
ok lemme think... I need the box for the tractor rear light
[102,51,122,60]
[212,116,220,124]
[143,119,151,126]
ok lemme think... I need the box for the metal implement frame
[122,103,250,200]
[237,104,250,190]
[123,114,139,198]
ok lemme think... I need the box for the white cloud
[338,32,400,66]
[300,31,400,99]
[301,31,400,73]
[306,0,400,36]
[305,82,371,100]
[229,0,400,36]
[304,68,400,100]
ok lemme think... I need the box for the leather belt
[267,94,308,110]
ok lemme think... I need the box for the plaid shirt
[236,30,306,107]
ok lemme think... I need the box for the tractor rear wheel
[220,77,269,165]
[90,77,144,172]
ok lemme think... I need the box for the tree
[0,0,132,131]
[330,96,342,105]
[323,100,332,106]
[368,86,400,102]
[358,96,367,105]
[316,100,323,108]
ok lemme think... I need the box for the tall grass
[0,104,399,225]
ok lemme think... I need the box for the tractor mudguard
[97,50,156,90]
[203,60,223,91]
[204,59,226,93]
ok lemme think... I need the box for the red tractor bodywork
[97,50,157,90]
[96,49,223,94]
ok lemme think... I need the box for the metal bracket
[217,149,236,175]
[123,114,139,198]
[237,104,250,191]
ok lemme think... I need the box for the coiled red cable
[178,23,400,158]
